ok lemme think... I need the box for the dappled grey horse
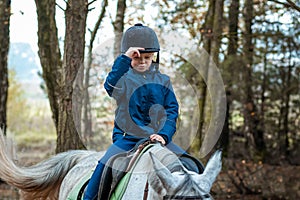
[0,131,222,200]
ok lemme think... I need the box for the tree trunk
[283,60,293,158]
[228,0,239,56]
[188,0,225,155]
[83,0,108,141]
[260,36,268,141]
[0,0,10,135]
[35,0,61,129]
[35,0,86,152]
[210,0,223,66]
[113,0,126,57]
[210,0,225,152]
[200,0,224,154]
[278,63,292,159]
[220,0,240,155]
[56,0,88,153]
[243,0,265,159]
[197,0,215,147]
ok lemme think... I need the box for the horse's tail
[0,131,91,200]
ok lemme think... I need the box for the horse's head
[148,150,222,200]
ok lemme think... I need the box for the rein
[143,182,211,200]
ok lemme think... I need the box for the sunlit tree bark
[35,0,87,153]
[35,0,60,130]
[56,0,88,153]
[113,0,126,57]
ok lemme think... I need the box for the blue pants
[83,134,185,200]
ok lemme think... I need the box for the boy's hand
[150,134,166,145]
[125,47,145,59]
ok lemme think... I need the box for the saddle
[99,138,154,200]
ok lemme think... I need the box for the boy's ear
[152,52,158,63]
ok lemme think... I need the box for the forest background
[0,0,299,199]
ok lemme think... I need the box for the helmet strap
[154,51,159,71]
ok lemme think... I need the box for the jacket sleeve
[158,78,179,144]
[104,55,131,98]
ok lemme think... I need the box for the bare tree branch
[268,0,300,12]
[286,0,300,12]
[88,0,97,6]
[55,3,65,11]
[89,0,108,48]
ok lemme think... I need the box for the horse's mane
[0,132,93,200]
[150,146,183,172]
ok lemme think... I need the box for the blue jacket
[104,55,179,144]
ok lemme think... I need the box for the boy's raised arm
[104,55,131,97]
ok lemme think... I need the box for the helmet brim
[138,48,160,53]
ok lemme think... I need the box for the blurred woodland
[0,0,299,199]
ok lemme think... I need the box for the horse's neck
[128,144,179,173]
[121,145,178,200]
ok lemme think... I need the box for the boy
[83,23,186,200]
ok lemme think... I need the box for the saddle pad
[66,170,94,200]
[110,143,155,200]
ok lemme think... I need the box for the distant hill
[8,42,41,83]
[8,42,46,100]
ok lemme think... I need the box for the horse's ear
[192,150,222,193]
[148,152,177,191]
[202,150,222,186]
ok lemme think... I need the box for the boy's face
[131,52,154,73]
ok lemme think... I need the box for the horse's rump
[0,132,96,200]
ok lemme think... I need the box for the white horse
[0,132,222,200]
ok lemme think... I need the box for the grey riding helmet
[121,23,160,69]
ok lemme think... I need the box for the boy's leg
[83,137,137,200]
[83,161,105,200]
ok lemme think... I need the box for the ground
[211,159,300,199]
[0,144,299,199]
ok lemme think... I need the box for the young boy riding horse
[84,23,188,200]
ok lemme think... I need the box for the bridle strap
[143,181,210,200]
[163,194,211,199]
[143,181,149,200]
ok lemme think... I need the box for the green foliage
[7,70,56,145]
[7,70,29,134]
